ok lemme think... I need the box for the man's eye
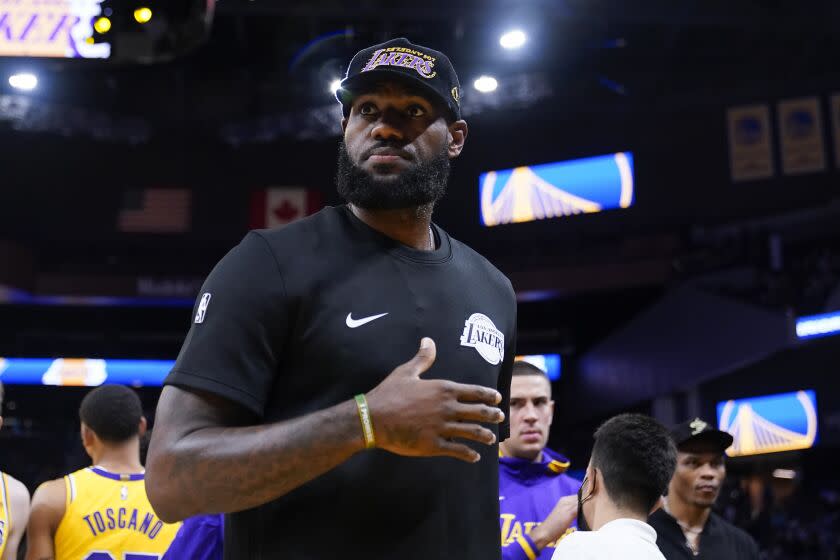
[407,105,426,117]
[359,103,377,115]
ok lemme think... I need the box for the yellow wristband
[354,394,376,449]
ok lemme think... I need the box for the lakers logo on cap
[361,47,437,79]
[451,86,460,104]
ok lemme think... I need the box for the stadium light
[134,7,153,24]
[329,79,342,95]
[500,29,527,50]
[9,73,37,91]
[474,75,498,93]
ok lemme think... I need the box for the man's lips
[520,430,542,442]
[368,154,406,164]
[364,147,412,164]
[696,484,718,493]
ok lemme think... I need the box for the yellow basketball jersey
[0,472,12,559]
[54,467,179,560]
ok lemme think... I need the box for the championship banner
[831,93,840,169]
[778,96,826,175]
[250,187,323,229]
[727,104,774,182]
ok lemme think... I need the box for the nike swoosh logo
[346,312,389,328]
[499,496,505,501]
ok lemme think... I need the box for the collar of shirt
[599,518,658,544]
[499,447,571,482]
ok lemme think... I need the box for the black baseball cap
[335,37,462,121]
[671,418,734,453]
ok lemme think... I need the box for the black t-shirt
[166,205,517,559]
[649,509,760,560]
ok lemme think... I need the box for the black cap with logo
[335,37,462,121]
[670,417,734,453]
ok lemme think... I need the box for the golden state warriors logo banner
[778,96,826,175]
[727,104,774,182]
[717,390,818,457]
[479,152,634,227]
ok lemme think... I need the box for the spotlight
[473,75,498,93]
[134,7,153,24]
[9,73,37,91]
[500,29,527,50]
[329,79,342,95]
[93,16,112,34]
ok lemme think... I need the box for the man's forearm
[146,396,365,522]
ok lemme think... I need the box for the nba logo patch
[0,519,5,545]
[460,313,505,365]
[195,293,212,324]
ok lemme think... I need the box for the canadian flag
[249,187,323,229]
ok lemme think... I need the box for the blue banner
[480,152,634,226]
[717,390,818,457]
[0,358,174,387]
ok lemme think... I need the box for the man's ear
[81,422,95,448]
[341,117,348,133]
[447,120,468,158]
[138,416,148,437]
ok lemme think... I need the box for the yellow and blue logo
[717,390,818,457]
[479,152,634,227]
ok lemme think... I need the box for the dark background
[2,1,840,557]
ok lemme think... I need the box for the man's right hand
[529,495,578,551]
[365,337,504,463]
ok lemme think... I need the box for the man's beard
[335,142,450,210]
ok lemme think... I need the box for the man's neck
[592,498,648,530]
[90,441,144,473]
[665,495,712,529]
[499,442,542,463]
[349,204,434,251]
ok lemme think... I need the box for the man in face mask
[551,413,677,560]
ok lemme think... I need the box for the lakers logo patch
[361,47,437,79]
[460,313,505,365]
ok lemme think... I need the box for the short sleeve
[497,301,517,441]
[165,232,290,417]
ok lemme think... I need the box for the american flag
[117,188,192,233]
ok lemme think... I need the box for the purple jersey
[162,514,223,560]
[499,447,581,560]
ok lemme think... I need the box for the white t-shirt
[550,518,666,560]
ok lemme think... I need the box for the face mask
[577,476,592,532]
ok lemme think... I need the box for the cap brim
[678,430,734,453]
[336,69,457,120]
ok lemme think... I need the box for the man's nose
[370,110,405,142]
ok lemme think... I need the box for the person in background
[649,418,759,560]
[551,413,676,560]
[26,385,179,560]
[499,361,580,560]
[0,382,31,560]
